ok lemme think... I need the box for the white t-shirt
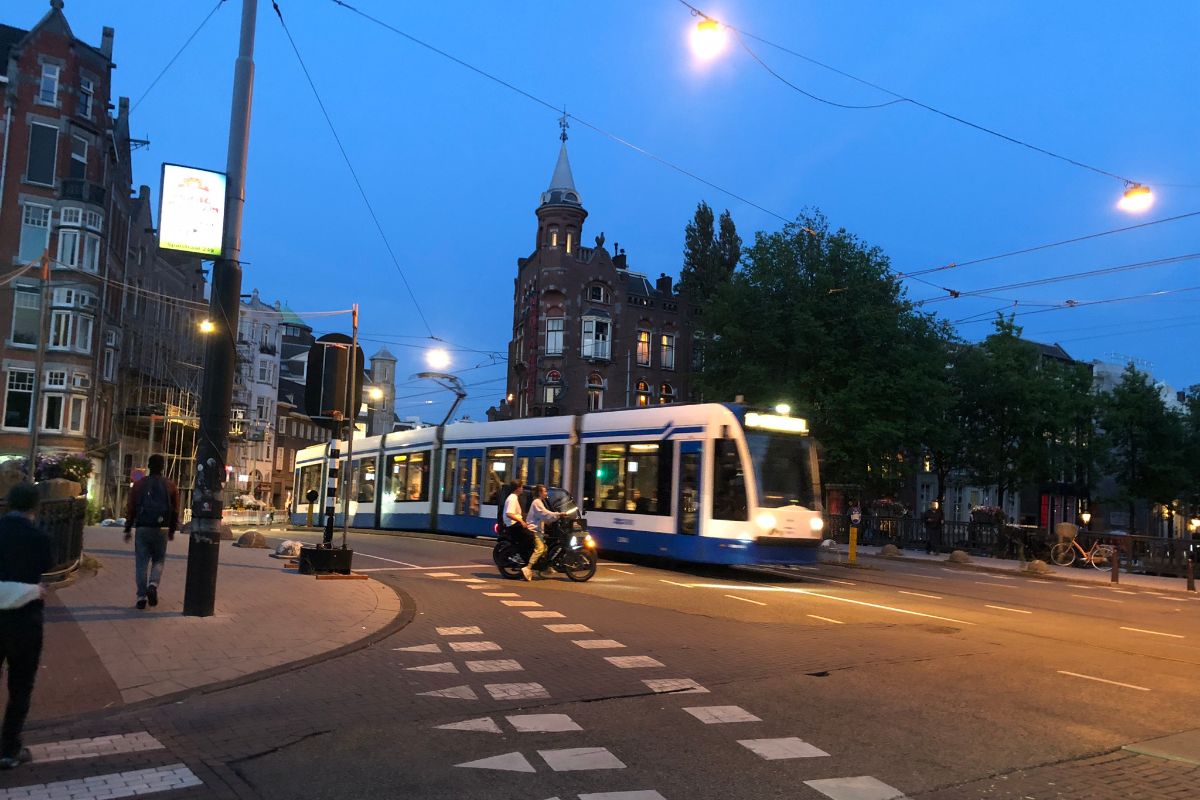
[503,492,524,527]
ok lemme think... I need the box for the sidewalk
[822,542,1200,594]
[25,526,404,723]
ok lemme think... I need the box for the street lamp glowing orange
[198,319,215,334]
[1117,183,1153,213]
[691,18,727,60]
[368,386,384,401]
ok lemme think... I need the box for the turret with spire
[535,115,588,256]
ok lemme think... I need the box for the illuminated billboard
[158,163,227,257]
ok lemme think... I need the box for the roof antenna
[559,108,569,143]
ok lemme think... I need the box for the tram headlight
[755,512,777,532]
[809,517,825,532]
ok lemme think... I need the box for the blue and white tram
[290,403,824,566]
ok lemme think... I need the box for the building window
[38,63,59,104]
[46,370,66,389]
[566,231,573,254]
[57,228,80,267]
[11,288,40,345]
[49,310,72,350]
[587,285,610,303]
[255,396,271,421]
[70,135,87,179]
[74,315,93,353]
[635,380,651,407]
[543,369,562,405]
[636,330,651,366]
[545,317,564,355]
[61,207,82,227]
[659,383,675,404]
[4,371,34,429]
[82,235,100,272]
[71,372,90,389]
[42,394,64,432]
[79,77,93,118]
[26,123,58,186]
[19,204,51,263]
[258,360,273,383]
[581,317,611,360]
[548,225,559,247]
[67,396,86,434]
[587,373,604,411]
[660,333,676,370]
[103,349,115,381]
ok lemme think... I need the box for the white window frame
[4,370,35,431]
[57,227,81,267]
[45,370,66,389]
[581,317,611,360]
[42,394,65,433]
[79,77,94,118]
[660,333,676,371]
[38,63,59,105]
[545,317,564,355]
[82,233,100,272]
[71,372,90,389]
[636,330,651,366]
[67,395,86,434]
[74,315,93,353]
[70,135,87,179]
[60,207,82,226]
[49,310,72,350]
[19,203,52,262]
[11,288,40,346]
[103,348,115,382]
[83,210,102,232]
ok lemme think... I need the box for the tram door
[455,449,483,516]
[677,442,702,535]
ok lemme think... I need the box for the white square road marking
[684,705,761,724]
[739,737,830,760]
[643,678,708,694]
[486,682,550,700]
[507,714,582,732]
[466,659,523,673]
[522,611,565,618]
[605,655,664,669]
[437,626,484,636]
[449,641,502,652]
[573,639,625,649]
[27,731,164,764]
[539,747,626,771]
[578,793,667,800]
[804,775,909,800]
[546,623,592,633]
[0,763,202,800]
[425,572,460,577]
[484,592,521,597]
[468,583,501,589]
[452,577,488,583]
[502,600,543,607]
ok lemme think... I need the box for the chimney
[100,26,115,61]
[656,273,673,295]
[138,185,150,202]
[118,96,129,121]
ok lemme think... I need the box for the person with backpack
[123,454,180,610]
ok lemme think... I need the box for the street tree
[679,201,742,300]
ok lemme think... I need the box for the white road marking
[508,714,582,732]
[986,574,1016,580]
[394,644,440,653]
[350,552,422,567]
[424,572,460,577]
[1058,671,1150,691]
[974,581,1019,589]
[985,605,1032,615]
[449,641,502,652]
[26,732,164,764]
[790,565,820,571]
[660,579,692,588]
[1113,590,1138,595]
[484,592,521,597]
[573,639,626,649]
[805,775,910,800]
[739,737,830,760]
[466,659,524,673]
[467,584,500,589]
[437,626,483,636]
[486,682,550,700]
[451,577,487,583]
[607,568,635,575]
[1156,596,1186,602]
[684,706,761,724]
[540,747,626,771]
[502,600,543,607]
[1143,592,1165,596]
[0,764,202,799]
[642,678,708,694]
[605,655,665,669]
[897,572,943,580]
[1121,626,1184,639]
[546,623,593,633]
[1028,579,1052,584]
[579,792,667,800]
[807,615,844,625]
[688,581,974,625]
[406,662,459,673]
[522,611,565,618]
[455,751,535,772]
[725,594,767,606]
[1072,584,1098,589]
[436,717,502,733]
[418,685,478,700]
[1071,594,1121,603]
[898,590,942,600]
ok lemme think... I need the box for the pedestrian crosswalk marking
[804,775,908,799]
[467,583,501,589]
[406,661,459,673]
[508,714,582,732]
[449,640,502,652]
[573,639,625,649]
[394,643,441,653]
[546,624,593,633]
[435,717,502,734]
[26,731,164,764]
[643,678,708,694]
[502,600,543,607]
[684,706,761,724]
[455,751,536,772]
[425,572,460,578]
[486,682,549,700]
[484,592,521,597]
[605,655,664,669]
[0,763,202,800]
[418,685,478,700]
[437,626,483,635]
[466,659,523,673]
[539,747,626,771]
[451,578,487,583]
[578,792,667,800]
[522,611,565,618]
[739,737,830,760]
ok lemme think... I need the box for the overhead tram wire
[271,1,434,339]
[676,0,1141,187]
[131,0,227,113]
[951,285,1200,325]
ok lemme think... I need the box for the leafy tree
[922,341,978,510]
[679,202,741,300]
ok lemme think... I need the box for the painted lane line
[1112,590,1138,595]
[0,764,202,799]
[502,600,543,607]
[1143,592,1165,596]
[985,605,1032,615]
[897,572,944,580]
[1071,594,1121,603]
[1073,584,1099,590]
[449,641,502,652]
[579,792,667,800]
[725,594,768,606]
[791,588,975,625]
[436,626,483,636]
[466,659,524,673]
[522,610,565,618]
[26,732,164,764]
[986,574,1016,580]
[660,579,693,588]
[486,682,550,700]
[508,713,582,732]
[684,706,761,724]
[807,615,844,625]
[642,678,708,694]
[351,552,422,567]
[974,581,1019,589]
[1028,579,1052,584]
[607,568,635,575]
[451,577,487,583]
[898,590,942,600]
[1057,670,1150,692]
[1121,627,1184,639]
[466,584,500,589]
[574,639,626,649]
[739,737,830,760]
[545,623,593,633]
[605,655,665,669]
[805,776,909,800]
[1155,596,1186,602]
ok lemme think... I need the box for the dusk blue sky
[12,1,1199,421]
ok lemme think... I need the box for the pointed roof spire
[541,114,582,207]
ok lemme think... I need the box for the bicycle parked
[1049,536,1115,569]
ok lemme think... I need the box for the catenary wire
[131,0,227,113]
[951,285,1200,324]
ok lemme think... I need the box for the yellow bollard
[849,525,858,566]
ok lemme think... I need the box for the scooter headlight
[584,534,596,548]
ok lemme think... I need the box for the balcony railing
[60,179,106,206]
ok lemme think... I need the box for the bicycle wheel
[1089,545,1115,571]
[1049,542,1076,567]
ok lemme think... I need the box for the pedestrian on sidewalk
[123,454,180,610]
[924,502,944,555]
[0,482,53,770]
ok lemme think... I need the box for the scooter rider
[501,480,536,576]
[525,484,567,581]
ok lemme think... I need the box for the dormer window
[587,285,610,304]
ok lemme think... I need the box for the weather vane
[559,109,569,142]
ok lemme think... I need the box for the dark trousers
[0,604,44,757]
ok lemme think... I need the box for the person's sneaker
[0,748,31,769]
[521,566,533,582]
[146,585,158,607]
[136,597,147,610]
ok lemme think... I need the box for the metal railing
[0,497,89,582]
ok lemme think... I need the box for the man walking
[124,454,180,609]
[0,483,53,769]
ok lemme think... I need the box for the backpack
[136,476,171,527]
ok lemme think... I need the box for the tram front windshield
[745,433,819,509]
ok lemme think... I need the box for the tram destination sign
[157,163,227,257]
[744,412,809,434]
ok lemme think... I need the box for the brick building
[499,130,698,419]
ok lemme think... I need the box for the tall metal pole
[340,305,359,550]
[184,0,257,617]
[26,252,51,479]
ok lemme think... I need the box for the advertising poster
[158,163,227,257]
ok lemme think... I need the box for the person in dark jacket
[0,482,53,769]
[123,454,180,610]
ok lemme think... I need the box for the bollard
[849,525,858,566]
[1188,558,1195,593]
[1110,540,1119,584]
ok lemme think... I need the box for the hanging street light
[690,17,728,61]
[426,347,451,371]
[1117,183,1154,213]
[198,319,216,334]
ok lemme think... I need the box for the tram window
[387,452,429,502]
[442,449,456,503]
[595,445,626,510]
[351,458,377,504]
[485,447,514,504]
[712,439,749,521]
[584,443,671,515]
[549,445,564,487]
[516,456,531,484]
[298,464,322,508]
[457,456,481,516]
[532,456,546,486]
